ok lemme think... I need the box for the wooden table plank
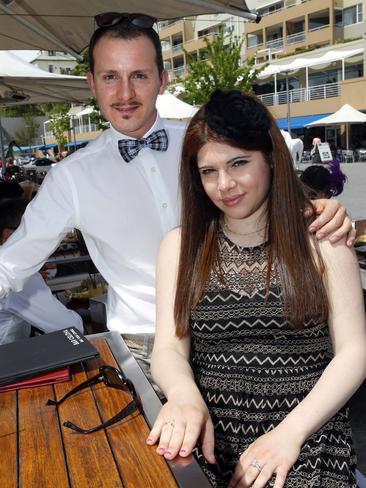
[0,391,17,487]
[87,338,178,488]
[18,385,70,487]
[54,362,123,487]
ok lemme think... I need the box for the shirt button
[162,203,168,208]
[151,167,156,173]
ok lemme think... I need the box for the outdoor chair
[341,150,354,163]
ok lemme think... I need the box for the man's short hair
[88,20,164,75]
[0,180,24,201]
[0,198,28,237]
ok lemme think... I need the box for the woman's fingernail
[147,437,153,444]
[180,448,186,454]
[165,450,172,457]
[157,447,165,454]
[316,232,324,239]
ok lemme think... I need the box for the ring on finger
[250,458,262,471]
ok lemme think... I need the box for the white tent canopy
[0,51,89,105]
[307,104,366,149]
[157,93,198,119]
[258,48,364,78]
[0,0,260,58]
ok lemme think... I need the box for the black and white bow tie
[118,129,169,162]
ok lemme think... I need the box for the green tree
[44,103,71,149]
[177,27,265,105]
[14,114,40,146]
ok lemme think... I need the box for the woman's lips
[221,194,245,207]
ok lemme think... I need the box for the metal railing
[257,82,340,106]
[266,37,284,49]
[286,31,305,44]
[172,43,183,53]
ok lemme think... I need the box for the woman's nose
[217,169,235,191]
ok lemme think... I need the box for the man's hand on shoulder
[306,198,355,247]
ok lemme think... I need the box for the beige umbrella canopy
[307,103,366,149]
[0,51,89,105]
[0,0,260,59]
[0,50,89,175]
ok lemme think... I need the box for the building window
[48,50,56,56]
[48,64,54,73]
[338,4,363,26]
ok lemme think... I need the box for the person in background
[310,137,322,163]
[0,13,355,375]
[148,90,366,487]
[300,159,347,199]
[0,198,84,345]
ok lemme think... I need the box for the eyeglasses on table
[47,364,142,434]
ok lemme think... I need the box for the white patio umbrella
[0,1,260,59]
[307,103,366,149]
[156,93,198,119]
[0,51,89,176]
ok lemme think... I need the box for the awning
[65,140,90,148]
[38,143,58,150]
[259,48,364,78]
[276,113,331,130]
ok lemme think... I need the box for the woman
[147,90,366,487]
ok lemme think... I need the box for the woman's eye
[199,168,215,176]
[231,159,248,167]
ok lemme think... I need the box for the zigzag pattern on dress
[190,231,356,487]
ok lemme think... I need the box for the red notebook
[0,367,70,393]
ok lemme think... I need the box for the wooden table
[0,332,210,488]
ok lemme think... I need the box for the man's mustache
[111,102,141,108]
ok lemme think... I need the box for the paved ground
[298,162,366,221]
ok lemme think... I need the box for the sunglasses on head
[95,12,156,29]
[47,365,142,434]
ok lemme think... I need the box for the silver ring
[250,458,262,471]
[163,421,175,428]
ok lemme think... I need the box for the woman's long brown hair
[174,95,328,338]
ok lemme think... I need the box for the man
[0,14,354,368]
[0,199,83,345]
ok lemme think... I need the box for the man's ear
[159,69,169,95]
[87,72,96,97]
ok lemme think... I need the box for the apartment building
[158,13,246,81]
[31,50,77,74]
[246,0,366,149]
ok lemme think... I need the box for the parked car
[22,157,56,182]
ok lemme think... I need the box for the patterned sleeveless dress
[190,231,356,488]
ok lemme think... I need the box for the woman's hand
[146,393,216,464]
[308,199,355,246]
[228,425,302,488]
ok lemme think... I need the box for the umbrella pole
[346,124,349,150]
[0,115,7,179]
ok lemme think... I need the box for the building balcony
[257,82,340,106]
[258,76,366,120]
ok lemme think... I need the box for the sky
[9,50,39,62]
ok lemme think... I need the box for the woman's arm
[229,239,366,488]
[148,228,215,463]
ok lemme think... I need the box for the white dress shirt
[0,115,186,334]
[0,272,83,345]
